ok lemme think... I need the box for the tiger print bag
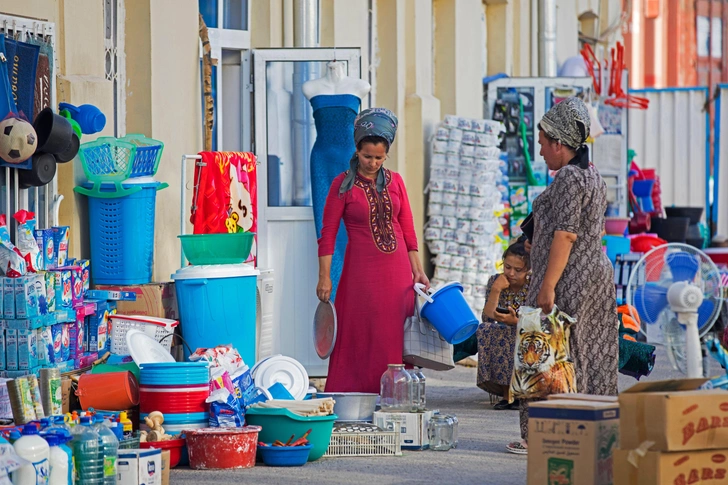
[509,306,577,401]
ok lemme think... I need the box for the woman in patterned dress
[506,97,618,455]
[477,242,531,410]
[316,108,430,393]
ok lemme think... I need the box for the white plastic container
[13,424,50,485]
[46,434,69,485]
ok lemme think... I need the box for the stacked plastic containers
[425,115,509,317]
[74,135,167,285]
[139,362,210,434]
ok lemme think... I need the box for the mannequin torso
[303,61,371,100]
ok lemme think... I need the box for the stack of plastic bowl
[139,362,209,434]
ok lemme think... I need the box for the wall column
[434,0,486,119]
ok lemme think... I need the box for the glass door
[253,48,362,377]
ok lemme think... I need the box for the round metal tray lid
[313,300,337,360]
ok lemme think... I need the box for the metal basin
[317,392,378,422]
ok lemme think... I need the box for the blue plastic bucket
[172,264,259,365]
[416,283,479,344]
[603,235,631,265]
[141,412,207,425]
[83,181,160,285]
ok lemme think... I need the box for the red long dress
[319,169,418,393]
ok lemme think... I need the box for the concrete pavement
[171,348,690,484]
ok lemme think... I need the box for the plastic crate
[87,182,159,285]
[109,314,178,355]
[325,423,401,458]
[121,134,164,178]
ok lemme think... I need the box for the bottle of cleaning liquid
[45,434,69,485]
[7,430,21,444]
[13,424,50,485]
[58,433,75,485]
[110,421,123,441]
[71,416,104,484]
[119,412,132,439]
[93,416,119,485]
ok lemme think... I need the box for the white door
[253,48,363,377]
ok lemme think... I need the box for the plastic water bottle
[13,424,50,485]
[93,416,119,484]
[58,434,74,485]
[45,434,69,485]
[72,416,104,484]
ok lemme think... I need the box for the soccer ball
[0,118,37,163]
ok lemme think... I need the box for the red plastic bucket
[76,371,139,411]
[140,438,186,468]
[139,389,209,414]
[186,427,261,470]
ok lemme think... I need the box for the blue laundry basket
[83,181,165,285]
[172,264,259,364]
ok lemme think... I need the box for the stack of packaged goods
[425,115,509,317]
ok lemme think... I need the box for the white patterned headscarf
[538,97,590,150]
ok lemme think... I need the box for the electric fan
[626,243,723,378]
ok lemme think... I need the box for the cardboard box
[527,399,620,485]
[117,448,161,485]
[95,283,177,320]
[161,450,170,485]
[373,410,433,450]
[61,377,80,414]
[17,329,38,370]
[619,378,728,452]
[548,393,619,403]
[2,279,13,319]
[5,329,17,371]
[613,448,728,485]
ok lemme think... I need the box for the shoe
[509,399,521,409]
[506,440,528,455]
[493,400,510,410]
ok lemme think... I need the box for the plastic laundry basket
[172,264,259,364]
[84,181,165,285]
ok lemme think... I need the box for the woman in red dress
[316,108,430,393]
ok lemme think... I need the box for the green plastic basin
[244,407,337,461]
[178,232,255,265]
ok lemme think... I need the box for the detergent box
[17,328,38,370]
[78,260,90,292]
[527,399,620,485]
[60,323,70,362]
[14,276,37,319]
[0,329,5,370]
[68,266,83,307]
[52,226,69,267]
[86,300,114,353]
[52,269,72,310]
[5,329,17,371]
[37,327,51,366]
[31,274,48,316]
[34,228,54,271]
[50,324,62,364]
[2,279,12,319]
[69,310,84,361]
[44,272,55,313]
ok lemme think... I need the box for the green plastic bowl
[178,232,255,265]
[244,408,337,461]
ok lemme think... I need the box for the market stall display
[425,114,509,317]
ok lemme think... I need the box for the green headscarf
[339,107,399,194]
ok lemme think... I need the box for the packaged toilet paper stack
[425,115,509,317]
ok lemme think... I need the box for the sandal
[493,400,510,410]
[506,440,528,455]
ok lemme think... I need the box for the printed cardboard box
[527,399,620,485]
[619,378,728,452]
[117,448,161,485]
[373,410,433,450]
[95,283,177,320]
[613,447,728,485]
